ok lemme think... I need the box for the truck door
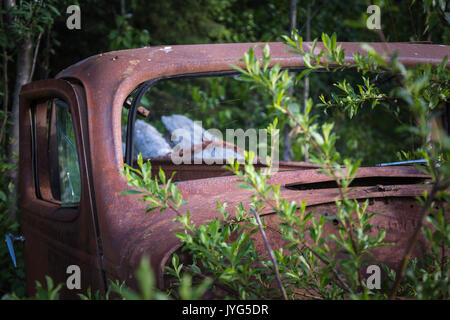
[19,79,104,298]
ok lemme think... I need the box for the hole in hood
[285,176,428,191]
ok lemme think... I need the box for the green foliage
[403,207,449,299]
[258,32,450,299]
[108,13,150,51]
[122,151,393,299]
[226,152,392,299]
[0,0,64,297]
[32,276,63,300]
[1,0,60,45]
[2,276,62,300]
[3,254,210,300]
[107,256,170,300]
[170,204,276,299]
[0,155,24,297]
[121,154,187,214]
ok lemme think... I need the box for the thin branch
[290,233,352,295]
[435,5,450,28]
[389,179,442,299]
[0,49,8,145]
[301,243,353,294]
[182,266,241,299]
[297,2,322,35]
[251,208,288,300]
[408,2,418,40]
[283,104,348,200]
[294,290,323,300]
[0,5,9,145]
[28,30,43,82]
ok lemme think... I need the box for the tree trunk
[282,125,294,161]
[0,6,9,145]
[289,0,297,32]
[282,0,297,161]
[120,0,126,15]
[8,35,33,217]
[303,2,311,161]
[40,28,51,79]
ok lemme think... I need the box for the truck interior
[121,70,416,182]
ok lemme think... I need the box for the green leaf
[120,190,142,195]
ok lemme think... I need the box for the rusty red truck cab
[18,42,449,298]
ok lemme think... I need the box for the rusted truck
[16,41,449,298]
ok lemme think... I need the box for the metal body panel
[19,79,104,298]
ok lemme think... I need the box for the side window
[33,98,81,206]
[54,99,81,205]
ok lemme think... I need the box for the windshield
[121,71,412,181]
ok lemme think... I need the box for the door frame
[19,79,105,298]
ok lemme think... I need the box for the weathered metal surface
[19,80,104,298]
[18,42,450,297]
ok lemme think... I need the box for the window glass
[33,98,81,206]
[54,99,81,205]
[121,75,272,165]
[121,71,413,179]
